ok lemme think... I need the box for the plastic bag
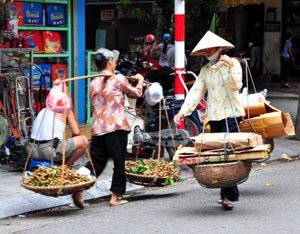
[46,82,72,113]
[145,82,163,106]
[239,87,266,107]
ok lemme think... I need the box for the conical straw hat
[190,31,234,57]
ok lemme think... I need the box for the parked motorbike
[124,69,205,161]
[116,52,161,76]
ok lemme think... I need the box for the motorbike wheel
[165,116,203,161]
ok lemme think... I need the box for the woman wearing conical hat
[174,31,245,210]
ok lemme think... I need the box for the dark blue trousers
[208,117,241,201]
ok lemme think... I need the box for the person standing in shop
[249,22,263,77]
[280,32,295,88]
[174,31,245,210]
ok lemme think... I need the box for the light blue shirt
[281,40,292,59]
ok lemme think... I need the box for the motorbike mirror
[142,61,153,69]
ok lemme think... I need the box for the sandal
[220,199,234,210]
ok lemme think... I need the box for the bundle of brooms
[21,165,96,196]
[125,159,181,186]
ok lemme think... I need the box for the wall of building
[263,2,281,78]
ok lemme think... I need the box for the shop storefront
[85,0,157,53]
[219,0,300,83]
[283,0,300,78]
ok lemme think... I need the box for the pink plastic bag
[46,82,72,113]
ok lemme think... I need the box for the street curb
[0,180,143,220]
[268,95,298,100]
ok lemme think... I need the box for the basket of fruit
[20,165,96,196]
[125,159,181,186]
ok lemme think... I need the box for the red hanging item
[46,81,72,114]
[197,97,207,112]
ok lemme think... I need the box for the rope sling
[21,77,97,197]
[125,87,181,187]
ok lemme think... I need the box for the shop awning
[222,0,279,7]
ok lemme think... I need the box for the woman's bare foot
[109,199,128,207]
[109,192,128,207]
[72,191,85,209]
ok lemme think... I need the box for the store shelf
[18,0,68,3]
[14,0,72,87]
[18,26,68,31]
[27,53,69,58]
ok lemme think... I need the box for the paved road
[1,159,300,234]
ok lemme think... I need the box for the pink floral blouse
[90,73,143,136]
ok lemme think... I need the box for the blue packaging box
[23,3,44,25]
[46,5,67,26]
[24,64,51,89]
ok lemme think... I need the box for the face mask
[206,48,222,64]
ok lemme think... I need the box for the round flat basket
[126,172,168,186]
[20,176,97,197]
[193,161,252,189]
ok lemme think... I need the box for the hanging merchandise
[7,1,24,26]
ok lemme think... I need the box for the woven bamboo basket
[193,161,252,189]
[20,176,97,197]
[126,172,168,186]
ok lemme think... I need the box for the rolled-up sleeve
[227,58,243,90]
[120,76,144,98]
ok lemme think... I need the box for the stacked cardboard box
[173,132,270,166]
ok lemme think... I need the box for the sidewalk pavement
[0,84,299,220]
